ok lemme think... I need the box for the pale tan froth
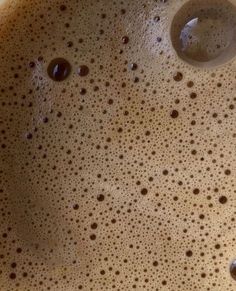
[1,0,236,290]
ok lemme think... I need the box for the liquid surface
[1,0,236,290]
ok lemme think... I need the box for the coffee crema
[0,0,236,290]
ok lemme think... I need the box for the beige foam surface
[1,0,236,290]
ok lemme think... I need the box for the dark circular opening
[170,0,236,68]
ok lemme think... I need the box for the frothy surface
[1,0,236,290]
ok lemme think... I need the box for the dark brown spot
[47,58,71,81]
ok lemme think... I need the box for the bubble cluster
[1,0,236,290]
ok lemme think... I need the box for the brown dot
[29,62,35,68]
[90,234,96,240]
[80,88,87,95]
[153,261,158,266]
[163,170,169,176]
[186,250,193,257]
[122,36,129,44]
[170,110,179,118]
[73,204,79,210]
[77,65,89,77]
[193,188,200,195]
[225,169,231,175]
[67,41,73,47]
[26,133,33,140]
[215,244,221,249]
[9,273,16,279]
[187,81,194,87]
[91,223,98,229]
[11,263,17,268]
[190,92,197,99]
[130,63,138,71]
[173,72,183,81]
[141,188,148,195]
[60,4,67,11]
[97,194,105,202]
[219,196,227,204]
[16,248,22,253]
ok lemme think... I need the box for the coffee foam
[1,0,236,290]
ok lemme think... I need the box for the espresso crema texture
[1,0,236,290]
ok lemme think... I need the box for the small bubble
[16,248,22,253]
[219,196,227,204]
[122,36,129,44]
[60,5,67,11]
[154,16,160,22]
[77,65,89,77]
[141,188,148,195]
[225,169,231,175]
[47,58,71,82]
[90,234,96,240]
[80,88,87,95]
[9,273,16,279]
[173,72,183,82]
[130,63,138,71]
[186,250,193,257]
[91,223,98,229]
[29,62,35,68]
[73,204,79,210]
[26,133,33,140]
[97,194,105,202]
[170,110,179,118]
[193,188,200,195]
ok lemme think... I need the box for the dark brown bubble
[29,61,35,68]
[73,204,79,210]
[193,188,200,195]
[97,194,105,202]
[170,110,179,118]
[187,81,194,88]
[60,4,67,11]
[230,260,236,280]
[77,65,89,77]
[122,36,129,44]
[47,58,71,82]
[80,88,87,95]
[141,188,148,195]
[130,63,138,71]
[219,196,227,204]
[173,72,183,82]
[186,250,193,257]
[9,273,16,279]
[90,234,96,240]
[26,133,33,140]
[190,92,197,99]
[154,16,160,22]
[91,223,98,229]
[225,169,231,175]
